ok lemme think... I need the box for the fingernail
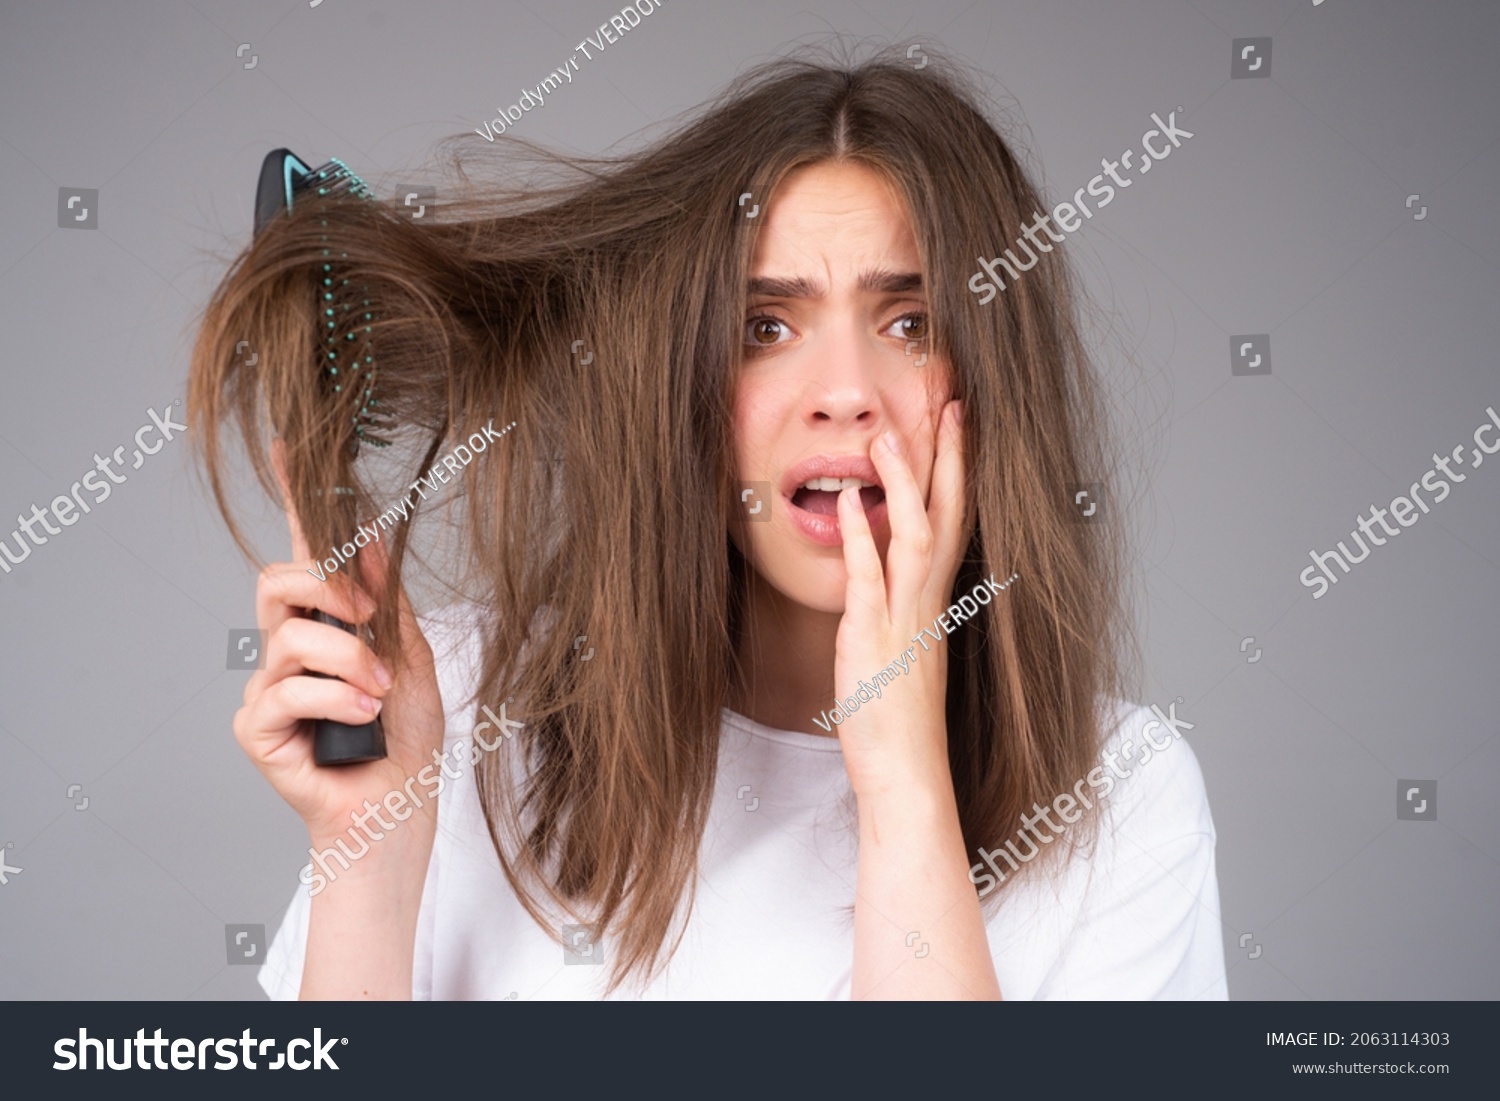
[882,430,903,456]
[357,693,381,716]
[374,661,394,690]
[952,401,963,426]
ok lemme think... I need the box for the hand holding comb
[252,149,389,766]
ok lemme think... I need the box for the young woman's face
[730,159,953,615]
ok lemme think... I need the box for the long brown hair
[188,41,1131,992]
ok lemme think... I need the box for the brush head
[253,148,391,450]
[254,151,375,236]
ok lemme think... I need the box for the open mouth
[790,477,886,516]
[776,456,889,546]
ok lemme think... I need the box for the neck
[729,568,841,737]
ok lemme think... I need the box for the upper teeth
[800,477,875,491]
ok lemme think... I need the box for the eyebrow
[746,269,924,299]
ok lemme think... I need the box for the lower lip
[784,493,888,547]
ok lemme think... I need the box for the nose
[806,324,880,428]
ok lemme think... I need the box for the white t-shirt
[259,605,1227,1000]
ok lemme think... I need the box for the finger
[925,401,967,603]
[837,484,888,626]
[270,437,312,562]
[266,615,393,700]
[236,675,381,761]
[869,429,934,626]
[256,560,376,643]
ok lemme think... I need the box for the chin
[789,584,847,616]
[750,556,852,616]
[736,522,891,617]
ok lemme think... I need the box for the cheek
[900,360,953,484]
[915,356,955,408]
[728,382,773,556]
[730,404,756,484]
[730,378,780,478]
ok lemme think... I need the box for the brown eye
[899,313,928,341]
[745,315,789,346]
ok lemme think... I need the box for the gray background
[1,0,1496,1000]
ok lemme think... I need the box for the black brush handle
[309,610,387,765]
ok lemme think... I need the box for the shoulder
[1017,697,1227,999]
[1093,696,1216,845]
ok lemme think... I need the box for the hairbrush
[253,148,389,766]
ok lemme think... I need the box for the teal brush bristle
[305,158,391,451]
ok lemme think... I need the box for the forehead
[750,161,920,278]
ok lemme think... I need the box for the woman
[189,45,1225,999]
